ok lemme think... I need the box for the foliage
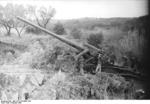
[25,26,42,34]
[38,72,133,99]
[102,27,147,70]
[0,3,27,37]
[37,6,56,28]
[87,31,104,48]
[62,18,131,30]
[25,5,36,21]
[30,43,76,73]
[26,5,55,28]
[117,28,146,70]
[0,73,19,89]
[70,28,82,39]
[119,29,146,58]
[0,3,14,36]
[53,22,66,35]
[12,4,27,37]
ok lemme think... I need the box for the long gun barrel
[17,16,85,52]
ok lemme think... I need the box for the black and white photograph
[0,0,149,103]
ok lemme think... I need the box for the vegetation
[0,4,56,37]
[87,32,104,48]
[0,2,148,100]
[53,22,66,35]
[70,28,82,39]
[0,3,15,36]
[0,3,27,37]
[26,5,56,28]
[25,26,42,34]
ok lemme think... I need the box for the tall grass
[102,27,146,68]
[119,29,146,59]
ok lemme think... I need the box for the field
[0,15,148,100]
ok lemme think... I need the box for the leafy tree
[87,32,104,48]
[0,3,27,37]
[26,5,55,28]
[37,6,56,28]
[53,22,66,35]
[0,3,14,36]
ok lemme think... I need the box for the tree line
[0,3,65,37]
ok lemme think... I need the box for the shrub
[30,42,76,73]
[70,28,82,39]
[119,29,146,58]
[103,28,147,70]
[25,26,42,34]
[53,22,65,35]
[87,32,104,48]
[0,73,19,89]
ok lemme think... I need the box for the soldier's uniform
[76,56,84,75]
[95,53,102,73]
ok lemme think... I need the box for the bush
[30,42,76,73]
[0,73,19,89]
[52,72,133,99]
[70,28,82,39]
[87,32,104,48]
[25,26,42,34]
[53,22,65,35]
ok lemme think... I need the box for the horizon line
[52,15,148,20]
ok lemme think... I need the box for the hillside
[58,16,148,31]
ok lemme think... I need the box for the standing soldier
[76,56,84,75]
[95,53,102,73]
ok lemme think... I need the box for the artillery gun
[17,16,146,80]
[17,16,102,59]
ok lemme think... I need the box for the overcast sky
[0,0,148,19]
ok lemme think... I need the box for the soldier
[95,53,102,73]
[76,56,84,75]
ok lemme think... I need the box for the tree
[26,5,55,29]
[0,3,14,36]
[13,4,27,37]
[26,5,37,21]
[0,4,27,37]
[37,6,56,28]
[53,22,66,35]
